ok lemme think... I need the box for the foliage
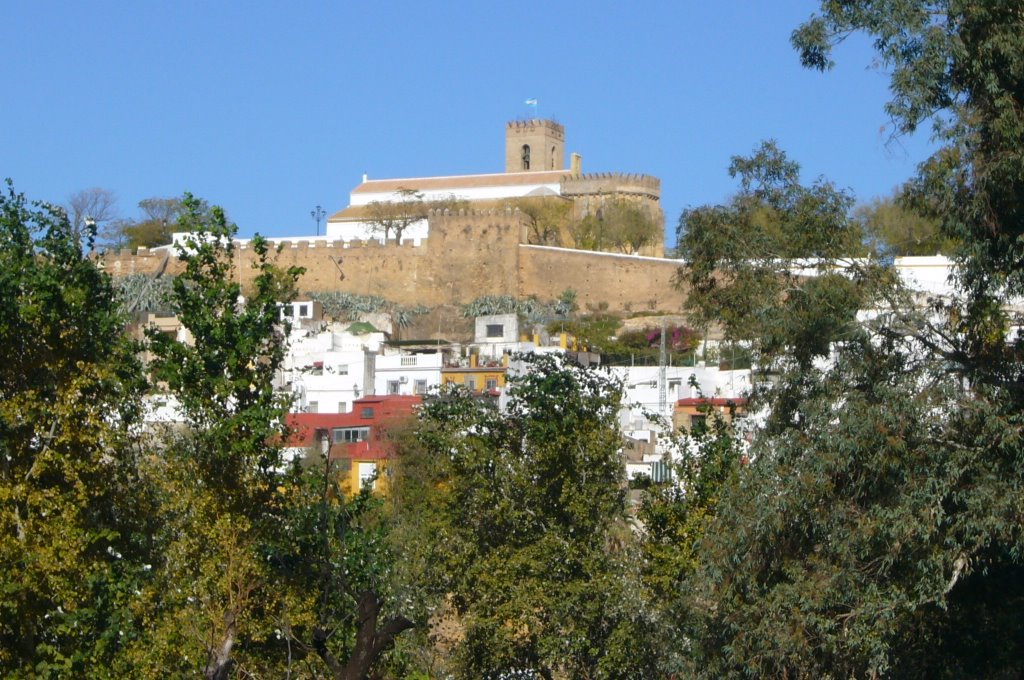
[112,272,177,315]
[460,292,575,325]
[855,190,954,257]
[570,198,662,254]
[104,195,212,249]
[514,196,572,246]
[308,290,428,331]
[365,188,427,241]
[0,181,145,677]
[793,1,1024,301]
[389,354,664,679]
[676,140,885,372]
[671,6,1024,678]
[131,194,305,678]
[637,408,747,675]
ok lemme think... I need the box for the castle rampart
[561,172,661,200]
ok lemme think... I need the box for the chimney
[570,153,582,175]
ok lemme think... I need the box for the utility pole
[311,205,326,236]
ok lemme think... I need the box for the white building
[374,352,443,396]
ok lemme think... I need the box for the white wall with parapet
[374,353,443,396]
[349,177,561,206]
[324,218,428,245]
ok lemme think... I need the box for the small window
[485,378,498,391]
[551,146,557,169]
[486,324,504,338]
[521,144,530,170]
[414,379,428,395]
[689,414,707,434]
[400,356,416,366]
[387,380,401,395]
[336,364,349,376]
[297,304,310,318]
[361,407,374,419]
[307,401,318,414]
[464,377,477,391]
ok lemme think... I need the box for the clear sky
[1,1,935,246]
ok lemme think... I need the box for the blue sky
[2,1,935,246]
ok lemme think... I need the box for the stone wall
[517,245,685,313]
[100,209,687,313]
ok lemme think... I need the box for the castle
[101,120,687,314]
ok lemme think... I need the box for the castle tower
[505,119,565,172]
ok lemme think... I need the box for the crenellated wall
[100,207,686,312]
[561,172,661,200]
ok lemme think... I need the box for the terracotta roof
[350,170,566,195]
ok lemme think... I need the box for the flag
[525,98,538,106]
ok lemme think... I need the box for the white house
[374,352,443,396]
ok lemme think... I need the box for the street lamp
[311,205,326,237]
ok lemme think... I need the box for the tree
[0,181,146,676]
[127,194,304,679]
[855,190,954,257]
[571,198,662,254]
[792,1,1024,301]
[672,6,1024,677]
[676,140,877,374]
[514,196,572,246]
[390,354,663,679]
[65,186,119,248]
[365,188,427,242]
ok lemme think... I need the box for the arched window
[551,146,557,169]
[521,144,531,170]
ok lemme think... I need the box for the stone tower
[505,119,565,172]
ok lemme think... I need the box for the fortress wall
[421,208,525,304]
[517,245,686,313]
[101,210,527,307]
[100,212,684,313]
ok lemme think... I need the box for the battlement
[560,172,661,199]
[506,119,564,136]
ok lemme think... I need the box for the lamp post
[311,205,326,237]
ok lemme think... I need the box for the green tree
[674,5,1024,677]
[856,190,954,257]
[571,198,662,254]
[390,354,662,679]
[0,181,146,677]
[127,194,304,679]
[793,1,1024,301]
[676,140,879,374]
[514,196,572,246]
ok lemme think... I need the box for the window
[336,364,349,376]
[464,377,477,391]
[400,356,416,366]
[307,401,318,414]
[332,427,370,444]
[521,144,530,170]
[551,146,557,169]
[486,324,504,338]
[361,407,374,419]
[414,379,428,395]
[387,380,401,395]
[358,462,378,489]
[689,414,707,434]
[297,303,309,318]
[485,378,498,391]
